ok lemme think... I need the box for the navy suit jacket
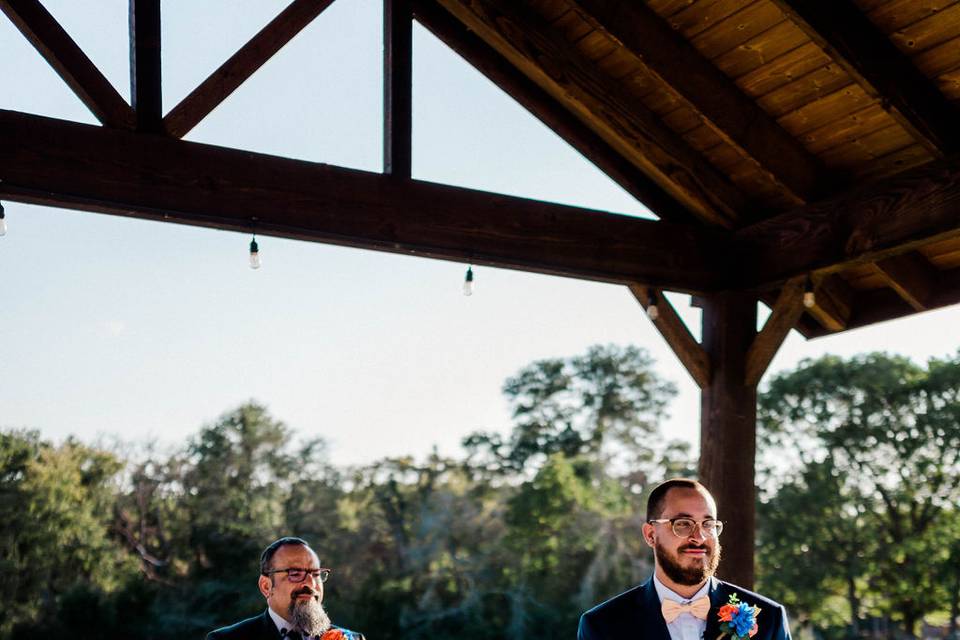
[578,578,791,640]
[206,609,365,640]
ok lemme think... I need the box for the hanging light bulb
[463,265,474,296]
[803,277,816,308]
[0,201,6,236]
[249,235,260,269]
[646,290,659,320]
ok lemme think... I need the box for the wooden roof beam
[736,156,960,290]
[771,0,960,156]
[629,285,710,388]
[384,0,412,178]
[0,109,726,292]
[566,0,833,206]
[410,0,697,224]
[435,0,747,228]
[164,0,337,139]
[130,0,162,133]
[874,252,937,311]
[0,0,134,129]
[804,274,853,333]
[745,277,805,386]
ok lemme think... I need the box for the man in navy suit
[578,479,791,640]
[207,537,365,640]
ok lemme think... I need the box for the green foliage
[758,352,960,638]
[10,346,959,639]
[0,430,139,637]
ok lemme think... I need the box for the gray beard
[288,597,332,637]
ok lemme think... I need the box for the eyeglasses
[263,567,332,583]
[648,517,723,538]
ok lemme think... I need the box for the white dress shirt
[267,607,318,639]
[653,575,715,640]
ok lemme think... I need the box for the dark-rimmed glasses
[262,567,332,583]
[648,517,723,538]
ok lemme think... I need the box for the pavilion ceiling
[3,0,960,338]
[425,0,960,336]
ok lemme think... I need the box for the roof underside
[4,0,960,339]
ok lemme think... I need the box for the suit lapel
[638,578,673,640]
[704,578,729,640]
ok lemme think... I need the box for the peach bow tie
[661,597,711,623]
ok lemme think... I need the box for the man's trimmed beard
[288,594,331,636]
[655,540,721,586]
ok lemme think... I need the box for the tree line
[1,346,958,639]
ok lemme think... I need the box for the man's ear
[258,575,272,599]
[642,522,657,548]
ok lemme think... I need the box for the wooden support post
[700,291,757,588]
[384,0,412,178]
[129,0,162,133]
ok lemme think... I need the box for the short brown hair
[645,478,711,522]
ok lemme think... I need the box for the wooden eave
[4,0,960,337]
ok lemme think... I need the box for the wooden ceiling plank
[735,41,830,96]
[714,20,808,80]
[629,285,711,388]
[0,109,726,292]
[566,0,832,204]
[129,0,162,133]
[163,0,336,139]
[746,276,805,386]
[736,154,960,289]
[384,0,413,178]
[771,0,960,156]
[434,0,746,227]
[0,0,134,129]
[874,251,938,310]
[410,0,697,225]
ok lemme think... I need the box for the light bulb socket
[249,238,259,253]
[0,202,5,218]
[465,266,474,282]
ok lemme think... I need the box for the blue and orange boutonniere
[716,593,760,640]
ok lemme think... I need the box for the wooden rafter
[163,0,336,139]
[745,277,804,386]
[129,0,162,133]
[804,275,853,333]
[384,0,413,178]
[807,267,960,337]
[628,285,710,388]
[0,109,726,291]
[435,0,746,227]
[565,0,833,206]
[736,156,960,290]
[874,252,937,312]
[0,0,134,129]
[411,0,698,225]
[771,0,960,156]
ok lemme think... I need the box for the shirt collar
[267,607,296,637]
[653,573,713,604]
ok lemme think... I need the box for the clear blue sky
[2,0,958,465]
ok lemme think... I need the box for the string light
[249,235,260,269]
[803,276,816,308]
[463,265,474,296]
[0,201,6,236]
[646,290,659,320]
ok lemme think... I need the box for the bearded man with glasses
[578,479,791,640]
[207,537,365,640]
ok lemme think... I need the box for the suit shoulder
[206,613,269,640]
[581,582,646,623]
